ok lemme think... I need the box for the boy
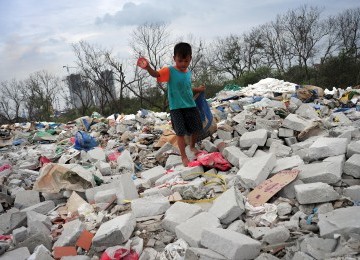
[140,42,205,166]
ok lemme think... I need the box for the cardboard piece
[247,169,300,207]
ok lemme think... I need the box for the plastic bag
[74,131,98,151]
[100,237,143,260]
[159,239,188,260]
[188,152,231,171]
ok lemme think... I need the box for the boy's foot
[190,147,200,155]
[181,156,190,167]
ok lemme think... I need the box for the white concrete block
[201,228,261,260]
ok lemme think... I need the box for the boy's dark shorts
[170,107,203,136]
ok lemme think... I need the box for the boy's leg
[190,132,199,154]
[177,135,189,166]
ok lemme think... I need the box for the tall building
[94,70,116,106]
[67,74,94,109]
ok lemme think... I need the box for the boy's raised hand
[137,57,148,69]
[197,85,206,92]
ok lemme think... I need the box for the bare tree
[22,71,62,121]
[0,79,25,122]
[243,28,265,72]
[336,7,360,59]
[130,22,172,110]
[281,5,329,80]
[211,34,246,80]
[259,19,294,74]
[72,41,116,114]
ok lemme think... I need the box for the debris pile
[0,78,360,259]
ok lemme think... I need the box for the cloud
[96,1,181,26]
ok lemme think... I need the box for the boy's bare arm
[145,65,160,78]
[192,85,206,93]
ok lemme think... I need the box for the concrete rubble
[0,77,359,259]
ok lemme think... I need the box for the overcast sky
[0,0,358,81]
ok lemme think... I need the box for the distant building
[94,70,116,106]
[67,74,94,109]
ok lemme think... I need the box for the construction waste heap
[0,78,360,260]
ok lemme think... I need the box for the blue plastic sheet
[74,131,98,151]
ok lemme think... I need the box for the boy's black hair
[174,42,192,58]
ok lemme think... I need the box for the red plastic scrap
[188,151,231,171]
[0,235,12,241]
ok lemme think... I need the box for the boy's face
[173,55,191,72]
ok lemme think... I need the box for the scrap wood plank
[247,169,300,207]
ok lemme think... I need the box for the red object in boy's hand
[137,57,148,69]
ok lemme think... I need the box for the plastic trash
[74,131,98,151]
[100,237,143,260]
[188,152,231,171]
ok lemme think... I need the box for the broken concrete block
[282,114,312,132]
[346,140,360,158]
[292,251,316,260]
[165,155,183,169]
[284,137,298,146]
[162,202,202,233]
[0,211,27,234]
[85,173,138,204]
[61,256,91,260]
[180,166,204,181]
[234,124,248,135]
[254,253,280,260]
[295,104,320,120]
[226,220,246,235]
[262,226,290,244]
[265,138,284,148]
[53,219,85,248]
[87,147,106,162]
[329,112,352,125]
[27,211,52,230]
[92,213,136,252]
[343,185,360,201]
[28,220,50,237]
[201,228,261,260]
[202,140,218,153]
[155,170,181,186]
[296,160,342,184]
[344,154,360,178]
[142,186,172,197]
[217,129,232,140]
[140,165,165,184]
[277,202,292,216]
[272,155,304,174]
[237,153,276,189]
[209,187,245,224]
[17,232,52,253]
[278,128,294,138]
[28,244,53,260]
[240,129,267,148]
[14,190,40,209]
[308,137,349,160]
[12,226,28,245]
[299,236,337,260]
[154,142,174,161]
[318,206,360,238]
[243,144,258,157]
[294,182,339,204]
[185,247,226,260]
[0,247,30,260]
[95,161,112,176]
[131,195,170,218]
[21,201,56,215]
[94,189,117,204]
[222,146,248,168]
[175,212,221,247]
[269,142,292,157]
